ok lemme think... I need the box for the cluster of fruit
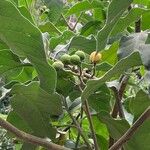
[52,51,102,70]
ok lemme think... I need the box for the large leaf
[0,0,56,93]
[133,0,150,5]
[66,0,103,16]
[50,30,74,50]
[123,90,150,150]
[18,0,33,8]
[142,12,150,30]
[8,82,63,139]
[80,21,102,36]
[101,42,119,65]
[88,84,111,112]
[98,111,130,139]
[96,0,133,51]
[18,6,34,23]
[0,49,22,76]
[92,116,109,150]
[0,39,8,49]
[43,0,63,23]
[82,52,142,100]
[124,120,150,150]
[118,32,150,70]
[111,8,150,36]
[39,22,62,35]
[69,36,96,54]
[130,90,150,119]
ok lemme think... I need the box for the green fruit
[75,50,85,61]
[70,54,81,65]
[60,54,71,64]
[52,61,64,70]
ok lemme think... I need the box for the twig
[83,99,100,150]
[63,113,81,132]
[63,98,92,150]
[72,12,83,31]
[0,118,69,150]
[110,75,129,148]
[75,107,83,149]
[112,88,125,118]
[62,12,83,31]
[135,18,141,33]
[76,66,99,150]
[128,5,132,11]
[61,14,73,31]
[78,66,86,88]
[90,63,96,78]
[66,65,97,79]
[109,106,150,150]
[111,75,129,118]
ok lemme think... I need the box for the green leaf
[0,39,8,49]
[0,49,22,76]
[133,0,150,5]
[123,90,150,150]
[7,111,33,133]
[80,21,102,36]
[92,116,109,150]
[96,134,108,150]
[18,6,34,23]
[97,111,130,139]
[124,120,150,150]
[44,0,63,23]
[118,32,150,70]
[18,0,32,8]
[111,8,150,36]
[66,0,103,16]
[9,82,63,139]
[97,0,133,51]
[56,70,75,97]
[21,143,36,150]
[0,1,56,93]
[39,22,62,35]
[101,42,119,65]
[69,36,96,54]
[82,62,112,73]
[130,90,150,119]
[6,67,34,84]
[142,12,150,30]
[82,52,142,100]
[88,84,111,112]
[50,30,74,50]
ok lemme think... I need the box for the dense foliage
[0,0,150,150]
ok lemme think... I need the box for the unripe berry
[75,50,85,61]
[90,51,102,63]
[60,54,71,64]
[52,61,64,70]
[70,54,81,65]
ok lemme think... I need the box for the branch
[63,98,92,150]
[61,14,73,31]
[83,99,100,150]
[110,75,129,148]
[111,75,129,118]
[0,118,70,150]
[135,18,141,33]
[75,107,83,149]
[111,87,124,118]
[109,106,150,150]
[72,12,83,31]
